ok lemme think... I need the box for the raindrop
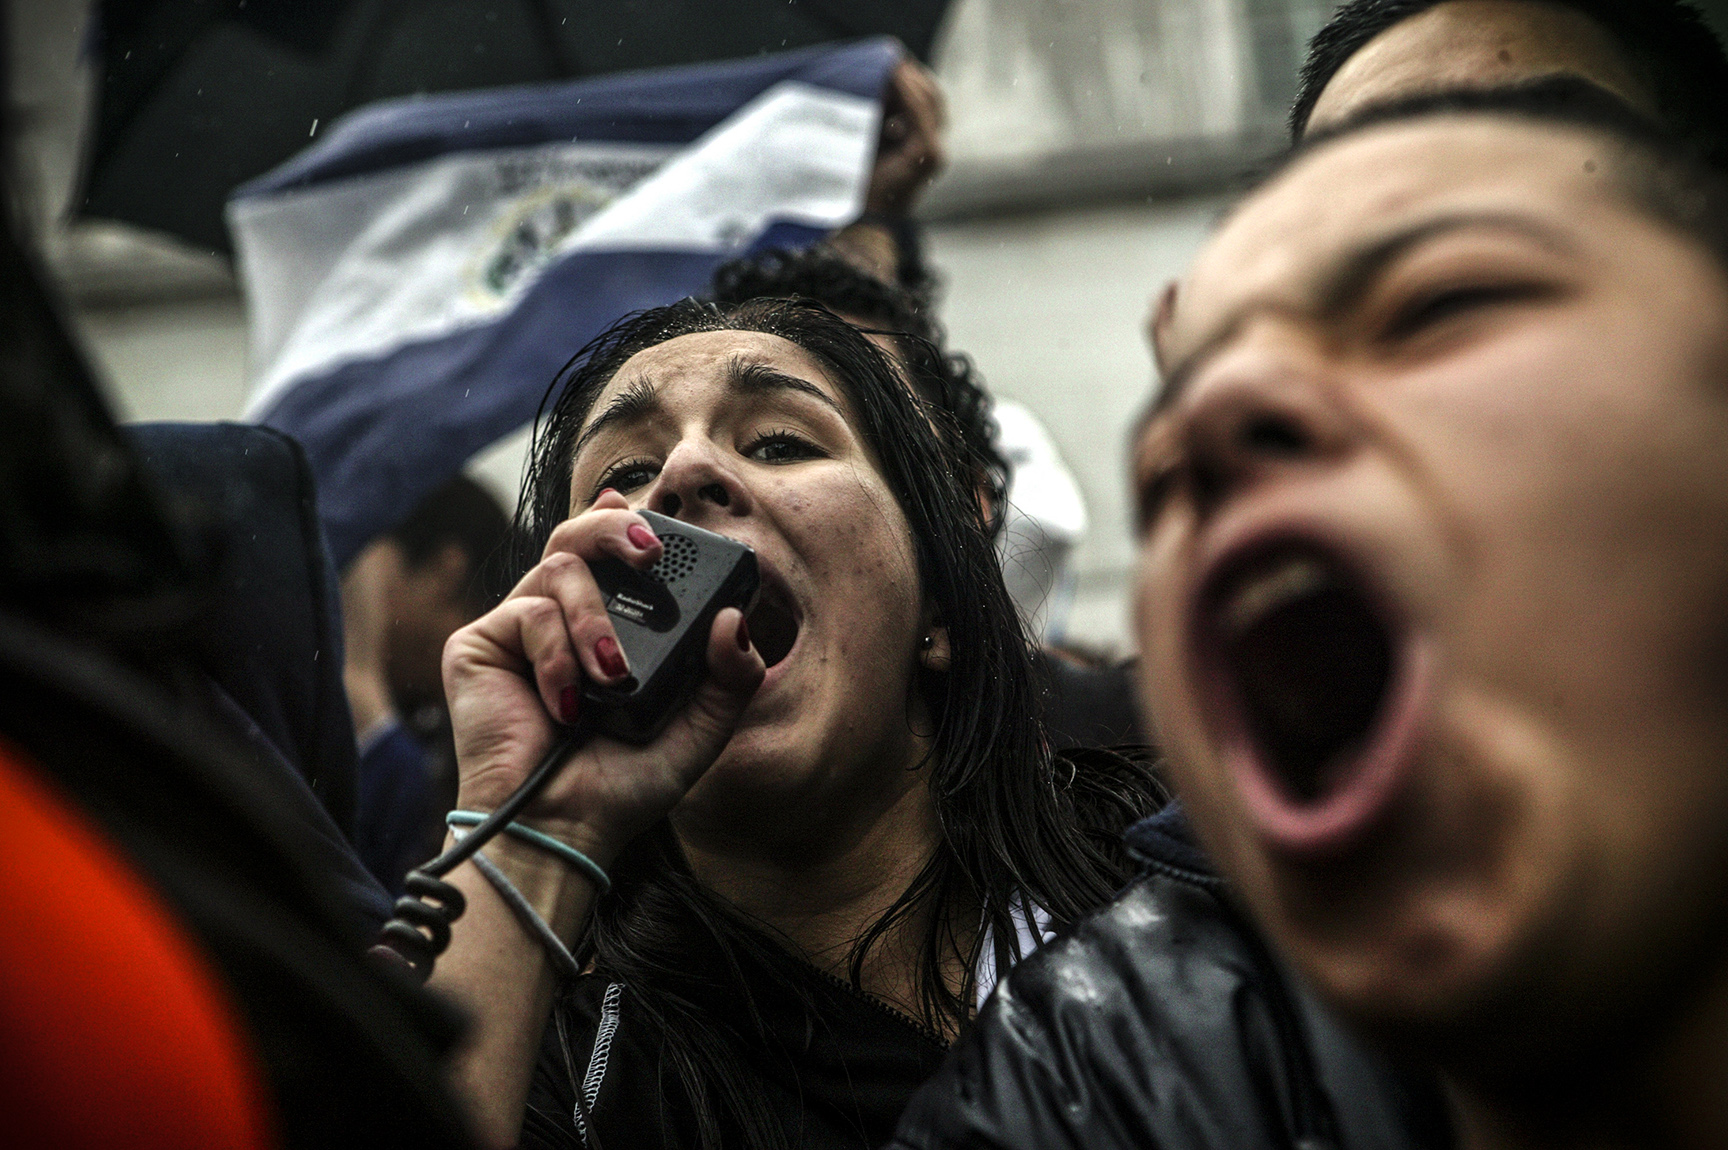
[309,118,319,137]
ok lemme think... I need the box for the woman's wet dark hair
[512,297,1161,1149]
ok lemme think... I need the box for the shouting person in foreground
[1136,82,1728,1148]
[893,76,1728,1150]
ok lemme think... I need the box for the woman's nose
[1174,329,1350,517]
[649,440,750,522]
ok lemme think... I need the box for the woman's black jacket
[888,806,1454,1150]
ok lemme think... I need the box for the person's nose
[647,437,752,524]
[1171,322,1352,519]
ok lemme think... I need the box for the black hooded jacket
[888,806,1454,1150]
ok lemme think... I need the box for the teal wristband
[446,810,611,894]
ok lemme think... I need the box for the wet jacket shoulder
[889,806,1452,1150]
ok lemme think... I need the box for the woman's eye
[1384,282,1545,340]
[745,431,822,464]
[592,458,659,499]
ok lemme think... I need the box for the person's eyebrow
[727,357,844,415]
[1152,211,1577,415]
[572,376,660,461]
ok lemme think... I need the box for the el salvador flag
[229,39,901,569]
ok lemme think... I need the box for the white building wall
[926,196,1220,650]
[73,297,251,424]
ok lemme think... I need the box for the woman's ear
[919,625,952,672]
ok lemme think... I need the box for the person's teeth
[1219,556,1330,638]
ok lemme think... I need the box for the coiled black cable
[372,715,595,982]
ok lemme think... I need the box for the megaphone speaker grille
[651,533,700,584]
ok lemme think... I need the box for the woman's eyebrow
[728,358,843,415]
[572,376,659,460]
[1154,211,1576,415]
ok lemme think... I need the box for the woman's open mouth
[746,580,799,669]
[1195,539,1428,855]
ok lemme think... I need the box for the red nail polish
[597,487,618,501]
[559,685,579,724]
[735,614,752,651]
[628,523,658,551]
[596,636,628,679]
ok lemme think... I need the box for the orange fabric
[0,737,275,1149]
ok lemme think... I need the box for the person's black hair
[1289,0,1728,167]
[1270,76,1728,272]
[384,473,510,611]
[709,246,1011,538]
[514,297,1162,1149]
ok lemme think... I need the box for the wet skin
[1133,116,1728,1118]
[561,330,942,867]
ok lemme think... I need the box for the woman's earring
[918,630,950,671]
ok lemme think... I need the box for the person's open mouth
[1194,538,1428,855]
[746,577,799,669]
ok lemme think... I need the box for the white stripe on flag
[236,79,877,419]
[229,143,672,388]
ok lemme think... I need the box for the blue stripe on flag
[260,224,827,568]
[236,38,899,199]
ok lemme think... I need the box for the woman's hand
[441,490,764,866]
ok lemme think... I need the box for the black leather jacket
[889,806,1453,1150]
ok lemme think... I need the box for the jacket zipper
[796,959,951,1050]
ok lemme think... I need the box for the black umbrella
[81,0,953,253]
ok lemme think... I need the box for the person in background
[1136,83,1728,1149]
[343,473,510,893]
